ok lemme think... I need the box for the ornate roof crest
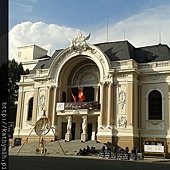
[68,33,91,53]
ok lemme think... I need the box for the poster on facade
[56,103,64,111]
[144,141,164,153]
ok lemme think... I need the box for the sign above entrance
[56,101,100,111]
[56,103,65,111]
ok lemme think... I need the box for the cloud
[9,4,170,61]
[9,21,86,60]
[91,4,170,47]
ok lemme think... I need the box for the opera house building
[14,34,170,157]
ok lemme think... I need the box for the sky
[9,0,170,60]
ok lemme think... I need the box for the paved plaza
[9,139,170,164]
[9,140,104,156]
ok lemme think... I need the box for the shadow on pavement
[9,155,170,170]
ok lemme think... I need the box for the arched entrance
[49,43,111,141]
[57,60,100,141]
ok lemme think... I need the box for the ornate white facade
[14,34,170,157]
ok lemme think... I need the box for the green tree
[8,59,30,124]
[0,62,8,100]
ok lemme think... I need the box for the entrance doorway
[62,122,76,140]
[71,123,76,140]
[61,122,67,139]
[87,123,92,140]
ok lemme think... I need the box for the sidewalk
[142,157,170,164]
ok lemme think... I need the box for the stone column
[65,116,72,141]
[107,82,113,127]
[168,86,170,128]
[94,86,99,102]
[51,86,58,139]
[52,86,57,127]
[98,83,104,127]
[14,87,25,137]
[81,115,88,142]
[127,82,134,127]
[32,88,39,124]
[167,87,170,157]
[112,83,117,126]
[138,84,141,128]
[133,81,138,129]
[46,86,51,117]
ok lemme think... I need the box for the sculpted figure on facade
[66,116,72,134]
[118,115,127,128]
[82,115,87,134]
[39,95,45,111]
[119,90,126,109]
[68,33,91,53]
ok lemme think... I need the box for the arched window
[27,97,33,121]
[72,64,99,85]
[148,90,162,120]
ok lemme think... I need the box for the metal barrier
[99,152,144,160]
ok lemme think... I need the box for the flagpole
[159,28,161,44]
[123,27,126,40]
[71,88,77,103]
[107,18,109,42]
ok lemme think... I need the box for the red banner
[78,88,85,102]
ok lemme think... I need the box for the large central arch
[48,44,111,85]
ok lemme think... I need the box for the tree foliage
[0,62,8,100]
[8,59,30,123]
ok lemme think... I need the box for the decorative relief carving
[104,73,113,79]
[51,85,56,89]
[105,81,111,85]
[40,80,46,84]
[50,79,56,83]
[50,50,68,78]
[91,48,97,54]
[119,73,128,78]
[72,64,100,85]
[140,74,163,81]
[94,51,105,64]
[100,82,104,85]
[117,73,128,79]
[117,115,127,128]
[68,33,91,53]
[150,74,161,80]
[39,95,45,110]
[108,73,113,78]
[73,110,80,114]
[118,90,126,109]
[146,120,164,130]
